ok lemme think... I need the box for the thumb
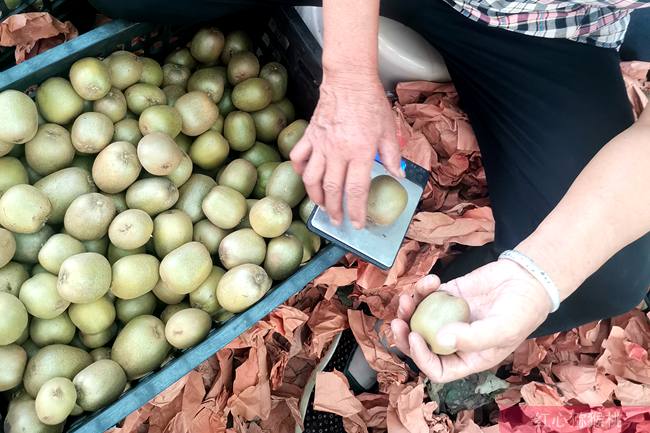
[436,317,520,353]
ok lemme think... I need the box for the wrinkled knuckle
[323,181,342,194]
[346,183,366,199]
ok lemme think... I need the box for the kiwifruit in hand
[0,228,16,268]
[366,175,408,226]
[92,141,142,194]
[19,273,69,319]
[277,119,308,159]
[265,161,306,207]
[57,252,112,304]
[264,234,303,280]
[107,51,143,90]
[164,307,211,349]
[165,48,197,70]
[69,57,111,101]
[0,344,27,391]
[0,156,28,195]
[189,130,229,170]
[273,98,296,123]
[0,184,51,234]
[111,315,170,380]
[110,254,160,300]
[0,89,39,144]
[71,112,114,154]
[249,197,292,238]
[188,67,226,103]
[35,377,77,425]
[218,228,266,269]
[193,219,229,255]
[218,159,258,197]
[259,62,288,102]
[176,174,217,223]
[218,87,235,117]
[223,111,256,151]
[36,78,84,125]
[163,84,186,107]
[175,91,219,136]
[139,57,164,87]
[227,51,259,85]
[153,209,193,257]
[232,77,272,112]
[409,291,470,355]
[113,118,143,144]
[168,151,193,187]
[159,242,212,294]
[191,28,225,65]
[189,266,225,315]
[137,132,183,176]
[0,292,28,345]
[242,141,281,167]
[126,178,179,216]
[162,63,191,88]
[221,31,252,64]
[139,105,182,138]
[202,185,247,229]
[251,104,287,142]
[25,124,75,175]
[216,264,272,313]
[73,359,127,411]
[124,83,166,115]
[64,193,116,241]
[108,209,153,250]
[115,291,157,323]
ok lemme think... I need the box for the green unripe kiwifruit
[366,175,408,226]
[108,209,153,250]
[139,105,182,138]
[25,124,75,175]
[13,225,55,264]
[34,167,96,224]
[165,48,197,70]
[159,242,212,295]
[116,291,157,323]
[36,77,84,125]
[0,292,28,345]
[163,84,187,107]
[286,221,321,263]
[0,184,52,234]
[193,219,229,255]
[202,185,247,229]
[162,63,191,88]
[57,252,112,304]
[265,161,306,207]
[23,344,92,398]
[223,110,256,151]
[264,234,303,280]
[249,197,292,238]
[191,28,225,65]
[93,87,127,122]
[189,130,229,170]
[175,91,219,137]
[0,262,29,296]
[111,315,170,379]
[165,308,211,349]
[216,264,272,313]
[242,141,281,168]
[217,86,235,117]
[113,118,143,144]
[35,377,77,425]
[232,77,272,112]
[0,156,28,196]
[137,132,183,176]
[153,209,193,257]
[79,322,118,349]
[126,178,179,216]
[0,344,27,391]
[218,158,257,197]
[259,62,288,102]
[89,347,111,362]
[64,193,116,241]
[110,254,160,300]
[277,119,308,159]
[218,228,266,269]
[69,57,111,101]
[188,67,226,103]
[29,313,75,347]
[71,112,114,154]
[125,83,166,115]
[19,273,69,319]
[273,98,296,123]
[189,266,225,315]
[92,141,142,194]
[299,197,316,224]
[168,151,193,187]
[251,104,287,142]
[73,359,127,411]
[139,57,164,87]
[107,51,143,90]
[221,30,253,64]
[227,51,259,85]
[176,174,217,223]
[0,227,16,268]
[69,296,116,334]
[0,89,39,144]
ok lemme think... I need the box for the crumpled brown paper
[0,12,78,63]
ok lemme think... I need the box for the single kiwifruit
[152,280,185,305]
[251,104,287,142]
[139,105,182,138]
[249,197,292,238]
[252,162,279,199]
[273,98,296,123]
[57,252,112,304]
[189,130,229,170]
[73,359,127,411]
[190,28,225,65]
[165,48,197,70]
[175,91,219,136]
[227,51,259,85]
[218,228,266,269]
[153,209,193,257]
[0,292,28,345]
[0,89,39,144]
[162,63,191,88]
[259,62,288,102]
[82,237,108,256]
[0,262,29,296]
[168,151,193,187]
[79,322,118,349]
[218,159,257,197]
[160,302,189,324]
[0,184,52,234]
[0,344,27,391]
[175,174,217,223]
[124,83,166,115]
[108,209,154,250]
[277,119,308,159]
[112,119,141,145]
[139,57,164,87]
[218,87,235,116]
[0,228,16,268]
[221,31,253,64]
[223,111,255,151]
[36,78,84,125]
[92,141,141,194]
[216,264,271,313]
[264,234,303,280]
[71,112,114,154]
[35,377,77,425]
[29,313,75,347]
[89,347,111,362]
[110,254,160,300]
[24,124,74,175]
[115,291,157,323]
[159,242,212,294]
[19,273,69,319]
[232,77,272,112]
[94,88,127,122]
[175,133,192,153]
[0,156,28,195]
[25,161,44,184]
[265,161,306,207]
[163,84,187,107]
[126,178,179,216]
[13,225,55,264]
[189,266,225,315]
[34,167,95,224]
[137,132,183,176]
[165,308,211,349]
[107,51,143,90]
[193,219,229,255]
[366,175,408,226]
[107,244,146,265]
[188,67,226,103]
[23,344,92,398]
[64,193,116,241]
[286,221,321,263]
[111,315,170,379]
[202,185,247,229]
[0,140,14,157]
[69,296,115,334]
[69,57,111,101]
[5,397,64,433]
[299,197,316,224]
[241,141,281,168]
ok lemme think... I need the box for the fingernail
[437,332,456,348]
[331,218,341,226]
[352,221,364,230]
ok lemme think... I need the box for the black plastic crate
[0,7,343,433]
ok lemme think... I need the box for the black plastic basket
[0,7,343,433]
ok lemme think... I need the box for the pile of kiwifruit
[0,28,321,432]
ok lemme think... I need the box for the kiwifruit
[106,193,128,213]
[124,83,166,116]
[139,57,164,87]
[367,175,408,226]
[227,51,259,85]
[126,178,179,216]
[0,89,38,144]
[237,198,257,230]
[5,397,64,433]
[190,28,225,65]
[0,184,52,234]
[175,174,217,223]
[0,228,16,268]
[16,322,30,346]
[35,377,77,425]
[163,84,186,106]
[73,359,127,411]
[92,141,141,194]
[242,141,281,168]
[19,273,69,319]
[29,313,75,347]
[70,155,95,174]
[107,51,143,90]
[93,87,127,122]
[159,242,212,294]
[0,156,28,195]
[79,322,118,349]
[218,228,266,269]
[277,119,308,159]
[264,234,303,280]
[137,132,183,176]
[175,91,219,136]
[210,114,224,133]
[266,161,306,207]
[175,133,192,153]
[273,98,296,123]
[89,347,111,362]
[71,112,114,154]
[221,31,253,64]
[31,264,49,275]
[217,86,235,116]
[0,262,29,296]
[202,185,247,229]
[168,151,193,187]
[193,219,229,255]
[107,244,146,265]
[108,209,154,250]
[139,105,183,138]
[165,48,197,70]
[189,130,229,170]
[64,193,116,241]
[25,124,75,175]
[259,62,288,102]
[111,315,170,379]
[249,197,292,238]
[160,302,189,324]
[68,333,89,351]
[115,291,157,323]
[110,254,160,300]
[81,237,108,256]
[0,140,15,157]
[152,280,185,305]
[113,118,143,144]
[216,264,272,313]
[23,344,92,398]
[286,221,321,263]
[57,252,112,304]
[188,67,226,103]
[252,104,287,142]
[165,308,211,349]
[162,63,191,88]
[189,266,225,315]
[13,225,55,264]
[0,344,27,391]
[25,161,44,184]
[36,78,84,125]
[223,111,255,151]
[232,77,272,112]
[34,167,95,224]
[69,57,111,101]
[299,197,316,224]
[0,292,28,345]
[68,296,115,334]
[218,158,257,197]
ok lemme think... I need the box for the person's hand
[290,70,404,229]
[391,260,552,383]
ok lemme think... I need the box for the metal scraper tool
[307,158,429,270]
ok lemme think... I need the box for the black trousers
[91,0,650,336]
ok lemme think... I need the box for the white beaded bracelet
[498,249,561,313]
